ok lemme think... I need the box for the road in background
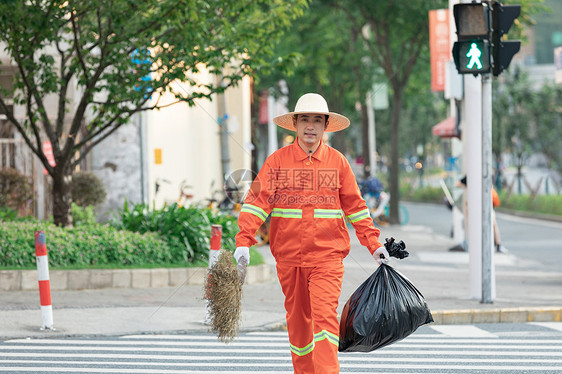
[403,201,562,273]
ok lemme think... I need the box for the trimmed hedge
[1,203,245,270]
[0,221,172,269]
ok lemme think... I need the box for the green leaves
[492,68,561,176]
[0,0,307,226]
[526,81,562,175]
[112,202,239,263]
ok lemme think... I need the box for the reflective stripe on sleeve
[346,208,371,223]
[240,204,268,222]
[271,208,302,218]
[313,209,343,219]
[290,340,315,356]
[314,330,339,347]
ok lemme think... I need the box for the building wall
[91,120,143,220]
[141,70,252,211]
[92,72,252,218]
[146,84,220,208]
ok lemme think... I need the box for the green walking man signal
[466,42,483,70]
[453,39,491,74]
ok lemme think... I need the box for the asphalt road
[403,201,562,273]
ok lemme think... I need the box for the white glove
[373,246,389,265]
[234,247,250,265]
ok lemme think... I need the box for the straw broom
[204,249,243,343]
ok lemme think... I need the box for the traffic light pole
[481,73,494,303]
[464,73,483,300]
[453,0,519,304]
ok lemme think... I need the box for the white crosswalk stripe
[1,324,561,373]
[429,324,499,337]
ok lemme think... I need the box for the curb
[431,306,562,324]
[0,264,273,291]
[496,208,562,223]
[264,307,562,332]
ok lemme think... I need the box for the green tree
[0,0,306,226]
[493,69,535,194]
[493,68,560,192]
[490,0,547,192]
[335,0,543,223]
[255,0,375,161]
[530,83,562,176]
[333,0,447,223]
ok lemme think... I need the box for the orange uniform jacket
[236,140,382,266]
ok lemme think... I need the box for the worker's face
[293,114,327,147]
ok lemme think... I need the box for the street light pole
[366,89,377,175]
[217,76,231,180]
[138,111,148,204]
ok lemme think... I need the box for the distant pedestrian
[234,93,390,373]
[359,176,390,222]
[457,176,507,253]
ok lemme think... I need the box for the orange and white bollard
[205,225,222,324]
[209,224,222,268]
[35,230,54,330]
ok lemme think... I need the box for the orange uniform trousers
[276,261,344,374]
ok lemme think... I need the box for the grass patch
[400,184,444,204]
[499,193,562,216]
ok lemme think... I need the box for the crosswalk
[1,323,561,373]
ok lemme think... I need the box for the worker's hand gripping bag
[338,262,433,352]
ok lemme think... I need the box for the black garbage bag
[384,237,409,259]
[339,263,433,353]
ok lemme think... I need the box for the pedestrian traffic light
[452,2,492,75]
[453,40,491,74]
[491,2,521,76]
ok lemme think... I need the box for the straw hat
[273,93,350,132]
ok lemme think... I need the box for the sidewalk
[1,223,561,340]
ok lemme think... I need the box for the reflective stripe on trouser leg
[309,262,343,374]
[276,264,315,374]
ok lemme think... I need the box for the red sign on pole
[42,140,56,175]
[429,9,450,92]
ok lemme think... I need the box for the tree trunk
[361,101,371,179]
[389,88,403,225]
[52,170,72,227]
[517,164,523,195]
[330,131,346,154]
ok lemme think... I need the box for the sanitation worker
[234,93,389,373]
